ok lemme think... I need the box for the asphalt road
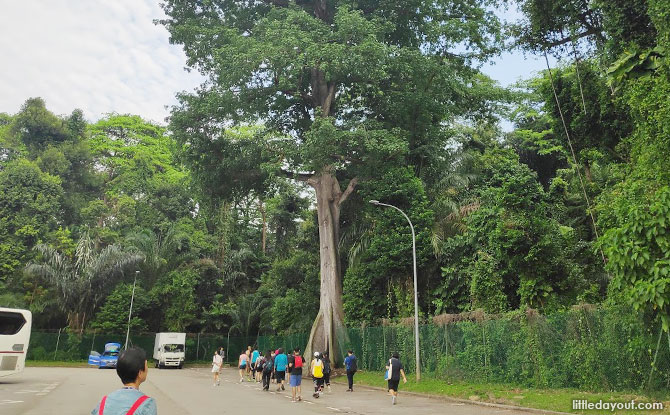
[0,367,531,415]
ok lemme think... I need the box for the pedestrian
[344,349,357,392]
[255,349,264,382]
[251,347,260,381]
[91,347,157,415]
[270,350,277,383]
[274,348,288,391]
[218,347,225,362]
[310,352,325,398]
[238,349,249,382]
[288,348,303,402]
[245,346,252,379]
[321,351,331,393]
[386,352,407,405]
[212,350,223,386]
[262,351,273,391]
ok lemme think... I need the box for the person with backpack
[321,351,331,393]
[91,347,157,415]
[288,348,303,402]
[261,351,273,391]
[255,352,266,387]
[344,350,357,392]
[386,352,408,405]
[310,352,325,398]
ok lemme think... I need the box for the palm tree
[25,232,143,332]
[125,227,183,286]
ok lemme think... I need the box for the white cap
[314,352,319,357]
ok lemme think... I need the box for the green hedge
[27,306,668,391]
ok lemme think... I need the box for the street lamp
[125,270,139,349]
[369,200,421,381]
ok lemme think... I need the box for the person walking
[261,351,273,391]
[274,348,288,391]
[238,349,249,382]
[212,350,223,386]
[218,347,225,361]
[310,352,325,398]
[288,348,303,402]
[91,347,157,415]
[344,350,357,392]
[245,346,252,379]
[270,349,276,384]
[386,352,407,405]
[251,347,260,382]
[321,352,331,393]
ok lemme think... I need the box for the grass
[339,371,670,414]
[26,360,90,368]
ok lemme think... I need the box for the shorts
[314,377,324,388]
[239,364,246,370]
[250,362,256,370]
[212,365,220,373]
[256,365,263,372]
[387,379,400,391]
[276,370,286,382]
[290,374,302,387]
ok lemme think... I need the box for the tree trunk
[304,170,357,366]
[259,199,267,254]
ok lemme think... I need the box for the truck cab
[153,333,185,368]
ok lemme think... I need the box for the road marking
[304,401,314,404]
[327,407,341,411]
[1,399,24,405]
[451,403,465,406]
[14,390,41,394]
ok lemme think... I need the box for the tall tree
[160,0,503,362]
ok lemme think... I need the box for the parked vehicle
[153,333,185,368]
[0,307,32,377]
[88,342,121,369]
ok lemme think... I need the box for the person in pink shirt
[238,350,248,382]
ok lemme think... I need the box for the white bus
[0,307,32,377]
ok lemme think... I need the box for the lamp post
[369,200,421,381]
[125,270,139,349]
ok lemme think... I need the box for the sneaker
[281,385,285,391]
[392,396,396,405]
[298,396,302,401]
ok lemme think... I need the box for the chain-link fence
[27,305,669,391]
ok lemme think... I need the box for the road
[0,367,531,415]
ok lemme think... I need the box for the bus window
[0,311,26,335]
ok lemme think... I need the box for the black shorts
[314,377,324,388]
[387,379,400,391]
[256,365,263,372]
[276,370,286,382]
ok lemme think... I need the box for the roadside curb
[331,379,574,415]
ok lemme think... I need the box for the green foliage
[343,167,434,323]
[91,283,151,332]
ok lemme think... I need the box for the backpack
[349,356,357,372]
[312,359,324,378]
[323,358,331,374]
[263,358,273,373]
[294,355,303,369]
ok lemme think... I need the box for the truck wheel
[155,361,159,369]
[178,363,183,369]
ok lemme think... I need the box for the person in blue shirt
[91,347,157,415]
[274,348,288,391]
[344,349,357,392]
[251,348,260,381]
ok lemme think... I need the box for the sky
[0,1,550,125]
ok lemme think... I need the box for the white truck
[153,332,186,369]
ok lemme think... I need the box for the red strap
[99,396,107,415]
[126,395,150,415]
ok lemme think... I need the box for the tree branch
[337,177,359,206]
[279,169,313,182]
[546,27,602,49]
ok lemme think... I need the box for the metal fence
[27,305,670,391]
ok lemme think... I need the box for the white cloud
[0,0,203,124]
